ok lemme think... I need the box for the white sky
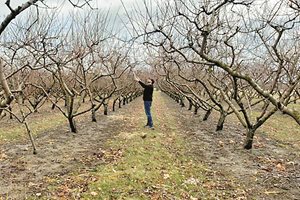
[0,0,148,63]
[0,0,295,67]
[0,0,140,20]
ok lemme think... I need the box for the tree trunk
[91,107,97,122]
[188,99,192,110]
[203,108,212,121]
[51,103,56,110]
[23,121,37,154]
[33,104,38,112]
[216,111,226,131]
[68,117,77,133]
[119,99,122,108]
[0,62,14,113]
[9,106,13,119]
[244,128,256,149]
[194,106,198,115]
[112,99,117,112]
[16,95,37,154]
[104,104,108,115]
[180,98,185,107]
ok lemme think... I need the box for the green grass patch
[259,113,300,148]
[0,112,66,143]
[82,93,209,199]
[226,102,300,149]
[83,131,208,199]
[253,104,300,147]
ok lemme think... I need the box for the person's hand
[133,71,140,82]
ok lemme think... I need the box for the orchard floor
[0,92,299,200]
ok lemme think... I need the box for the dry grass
[226,102,300,149]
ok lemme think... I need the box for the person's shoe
[149,126,155,130]
[144,125,150,128]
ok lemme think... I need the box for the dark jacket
[139,81,153,101]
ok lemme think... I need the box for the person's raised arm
[133,71,141,82]
[133,71,148,88]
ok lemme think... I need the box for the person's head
[147,78,155,85]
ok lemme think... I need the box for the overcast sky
[0,0,140,21]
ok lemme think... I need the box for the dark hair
[150,79,155,84]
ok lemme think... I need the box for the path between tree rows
[0,91,299,199]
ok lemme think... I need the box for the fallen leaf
[36,193,42,197]
[151,192,160,200]
[276,163,286,171]
[183,178,200,185]
[90,191,98,196]
[218,141,224,147]
[264,190,282,195]
[0,153,8,160]
[163,173,170,179]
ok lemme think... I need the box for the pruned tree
[126,0,300,149]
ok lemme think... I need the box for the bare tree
[126,0,300,149]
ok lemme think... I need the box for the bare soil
[0,106,129,199]
[169,99,300,199]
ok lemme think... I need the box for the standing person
[133,71,155,129]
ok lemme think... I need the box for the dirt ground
[172,102,300,199]
[0,92,299,199]
[0,107,126,199]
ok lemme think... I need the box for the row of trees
[127,0,300,149]
[0,1,143,154]
[1,0,299,152]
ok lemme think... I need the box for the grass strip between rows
[82,93,209,199]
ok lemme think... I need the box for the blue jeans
[144,101,153,127]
